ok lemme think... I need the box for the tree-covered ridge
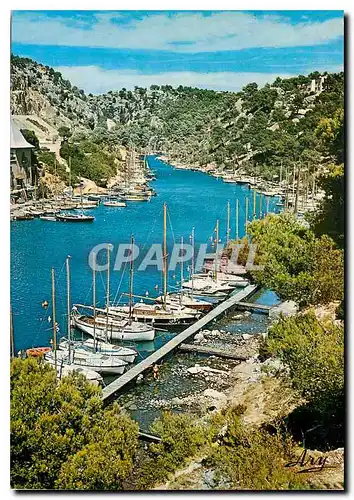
[11,56,344,180]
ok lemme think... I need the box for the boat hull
[56,215,94,222]
[72,316,155,341]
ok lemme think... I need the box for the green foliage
[58,126,72,140]
[11,358,138,490]
[311,164,344,248]
[205,406,309,490]
[20,129,40,149]
[265,312,344,448]
[246,213,344,306]
[136,411,208,489]
[60,140,116,186]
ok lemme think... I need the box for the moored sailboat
[58,337,137,363]
[72,243,156,341]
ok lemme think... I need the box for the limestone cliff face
[11,56,95,132]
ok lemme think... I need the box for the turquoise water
[11,156,281,352]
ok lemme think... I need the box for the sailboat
[111,205,201,326]
[45,256,127,375]
[182,220,235,296]
[103,189,127,207]
[56,184,95,222]
[155,232,213,312]
[40,266,103,384]
[72,242,156,341]
[58,337,137,363]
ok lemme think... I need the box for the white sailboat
[57,364,103,386]
[72,241,156,341]
[155,233,213,312]
[103,190,126,207]
[46,256,128,375]
[58,337,137,363]
[43,264,103,383]
[45,349,127,375]
[71,310,156,341]
[112,205,201,326]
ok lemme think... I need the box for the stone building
[10,118,35,191]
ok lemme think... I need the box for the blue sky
[11,10,344,94]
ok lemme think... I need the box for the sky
[11,10,344,94]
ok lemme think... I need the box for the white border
[1,2,350,498]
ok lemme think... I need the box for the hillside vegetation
[11,55,343,183]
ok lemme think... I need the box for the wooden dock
[101,284,259,402]
[178,344,249,361]
[232,301,271,314]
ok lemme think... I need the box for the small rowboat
[26,346,52,357]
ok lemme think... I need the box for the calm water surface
[11,156,281,352]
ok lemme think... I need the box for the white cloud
[54,66,294,94]
[12,11,343,52]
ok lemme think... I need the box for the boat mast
[294,164,301,214]
[226,200,230,245]
[10,305,14,359]
[179,236,184,305]
[280,160,283,185]
[105,246,110,342]
[191,227,195,298]
[214,220,219,282]
[51,268,57,371]
[259,193,263,219]
[68,156,71,190]
[253,189,257,220]
[163,203,168,309]
[245,197,249,229]
[66,256,71,361]
[129,235,134,323]
[285,167,289,211]
[92,251,97,351]
[235,199,239,241]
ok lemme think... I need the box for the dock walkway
[102,284,259,402]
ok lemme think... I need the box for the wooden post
[51,268,57,371]
[235,199,239,241]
